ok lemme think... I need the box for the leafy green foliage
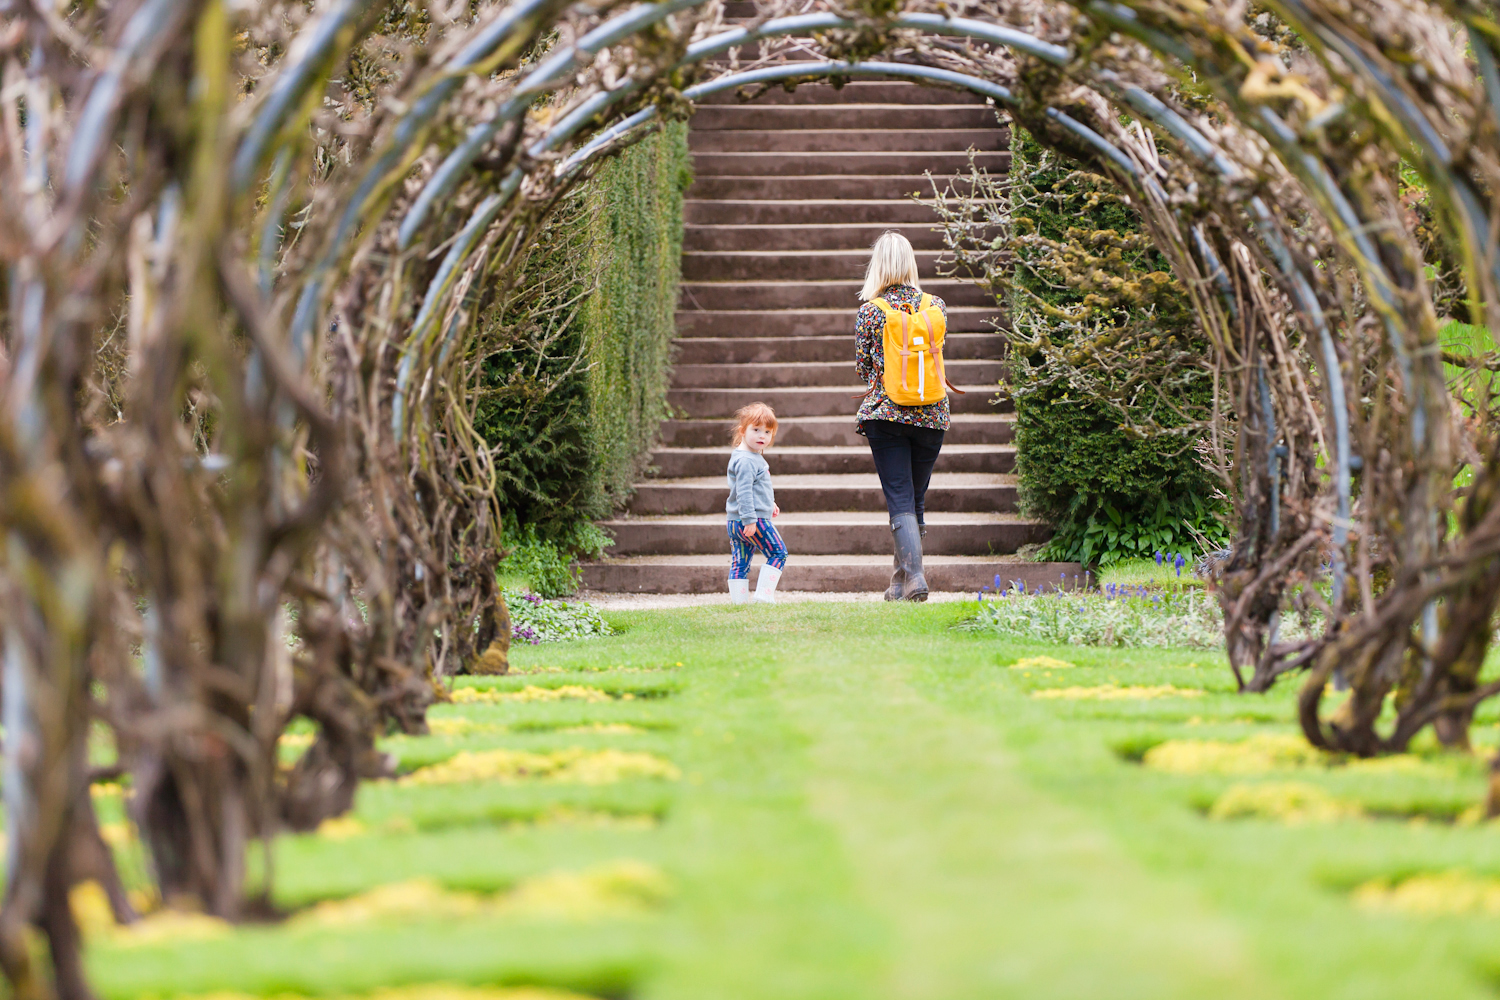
[1037,487,1230,567]
[473,124,691,547]
[503,588,615,644]
[1005,127,1225,565]
[581,122,694,512]
[497,522,613,598]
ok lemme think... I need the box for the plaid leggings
[727,518,787,579]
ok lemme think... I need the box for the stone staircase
[579,76,1082,594]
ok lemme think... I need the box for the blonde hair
[731,402,779,448]
[859,231,921,301]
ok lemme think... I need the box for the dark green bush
[473,123,691,582]
[497,522,612,598]
[1004,127,1227,565]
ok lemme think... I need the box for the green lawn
[88,602,1500,999]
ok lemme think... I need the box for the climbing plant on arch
[1,0,1499,994]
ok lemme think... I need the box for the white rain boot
[753,565,783,604]
[729,578,751,605]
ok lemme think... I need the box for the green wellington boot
[888,513,929,602]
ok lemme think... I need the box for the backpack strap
[917,295,966,395]
[894,307,911,393]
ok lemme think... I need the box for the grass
[85,602,1500,999]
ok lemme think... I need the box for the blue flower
[1155,551,1164,566]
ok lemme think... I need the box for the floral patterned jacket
[853,283,952,435]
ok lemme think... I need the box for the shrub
[473,123,691,540]
[497,521,612,598]
[1006,129,1226,565]
[932,129,1227,566]
[581,121,694,511]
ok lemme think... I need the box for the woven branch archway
[2,0,1499,994]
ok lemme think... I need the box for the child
[726,402,786,604]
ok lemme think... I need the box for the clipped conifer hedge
[1005,127,1227,566]
[472,123,691,589]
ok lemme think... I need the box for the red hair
[731,402,779,448]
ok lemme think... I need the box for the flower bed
[967,579,1320,650]
[504,589,615,645]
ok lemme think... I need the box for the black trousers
[862,419,946,521]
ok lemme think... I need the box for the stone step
[668,384,1006,419]
[689,128,1007,154]
[687,174,973,201]
[679,279,993,310]
[601,511,1043,556]
[691,151,1009,177]
[658,413,1016,448]
[671,358,1004,389]
[691,105,1001,131]
[675,307,1004,338]
[696,80,990,106]
[591,77,1026,595]
[626,472,1018,515]
[685,199,990,226]
[672,332,1005,364]
[579,554,1080,594]
[683,249,960,282]
[683,223,957,253]
[650,443,1014,478]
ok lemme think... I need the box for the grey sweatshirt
[726,447,775,525]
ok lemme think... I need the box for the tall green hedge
[580,121,693,510]
[1007,127,1226,566]
[472,123,691,581]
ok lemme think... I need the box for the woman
[854,231,951,602]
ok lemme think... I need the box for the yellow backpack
[872,293,951,406]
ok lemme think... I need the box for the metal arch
[235,0,564,193]
[231,0,378,192]
[391,51,1247,439]
[271,0,566,356]
[397,9,1078,248]
[398,0,712,250]
[365,2,1355,533]
[400,8,826,248]
[385,54,1160,432]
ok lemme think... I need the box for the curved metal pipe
[1250,196,1351,607]
[231,0,376,191]
[400,56,1192,430]
[398,0,713,248]
[399,9,1076,247]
